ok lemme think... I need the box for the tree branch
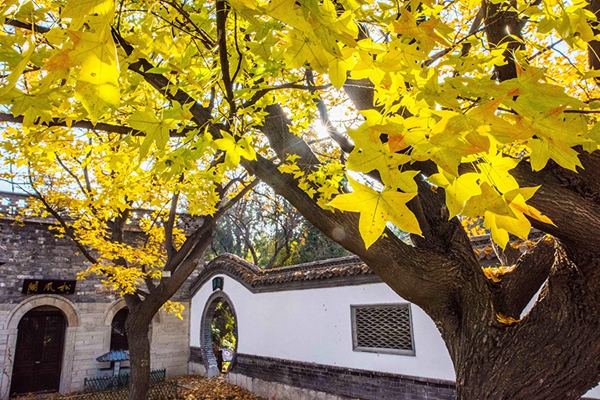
[111,28,220,134]
[511,153,600,249]
[54,154,90,198]
[27,181,99,265]
[164,186,181,263]
[4,19,50,34]
[0,113,192,138]
[216,0,234,112]
[259,104,321,167]
[492,237,555,319]
[483,0,525,81]
[229,215,259,265]
[243,153,456,310]
[588,0,600,80]
[306,69,354,154]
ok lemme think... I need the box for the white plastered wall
[190,274,455,382]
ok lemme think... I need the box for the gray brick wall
[230,353,456,400]
[0,213,192,397]
[0,219,112,304]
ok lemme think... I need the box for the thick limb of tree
[247,78,600,399]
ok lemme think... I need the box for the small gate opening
[201,292,237,377]
[110,307,129,351]
[10,306,66,396]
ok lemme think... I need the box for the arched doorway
[10,306,66,396]
[110,307,129,351]
[201,291,238,377]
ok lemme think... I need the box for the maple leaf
[128,110,177,158]
[45,29,121,121]
[0,37,35,98]
[214,131,257,168]
[328,177,421,249]
[391,10,450,53]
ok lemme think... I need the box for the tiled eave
[189,254,381,295]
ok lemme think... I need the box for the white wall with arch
[190,273,456,381]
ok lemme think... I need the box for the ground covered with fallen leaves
[11,375,265,400]
[178,375,266,400]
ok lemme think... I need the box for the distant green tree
[286,222,349,265]
[211,184,348,267]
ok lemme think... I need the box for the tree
[210,183,348,267]
[1,0,600,399]
[285,221,350,265]
[0,124,256,399]
[210,184,305,267]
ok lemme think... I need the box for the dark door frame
[10,307,67,396]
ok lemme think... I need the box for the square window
[351,303,415,356]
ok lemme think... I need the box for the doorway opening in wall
[211,300,237,374]
[110,307,129,351]
[201,292,238,377]
[10,306,66,396]
[104,307,131,376]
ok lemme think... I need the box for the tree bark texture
[125,321,151,400]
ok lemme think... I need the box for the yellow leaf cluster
[161,300,185,320]
[482,265,516,283]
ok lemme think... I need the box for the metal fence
[84,369,166,392]
[77,369,178,399]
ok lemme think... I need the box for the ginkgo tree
[2,0,600,398]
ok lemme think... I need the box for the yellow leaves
[0,36,35,98]
[431,151,553,249]
[80,264,146,295]
[328,58,349,89]
[279,156,344,209]
[328,178,421,249]
[281,30,333,72]
[430,172,481,217]
[512,106,586,172]
[128,110,177,158]
[44,29,120,121]
[391,9,450,53]
[214,131,257,168]
[347,112,413,187]
[61,0,115,31]
[496,313,521,325]
[161,300,185,320]
[482,265,516,283]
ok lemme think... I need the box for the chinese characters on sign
[22,279,76,294]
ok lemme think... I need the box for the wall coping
[190,227,549,296]
[189,254,381,295]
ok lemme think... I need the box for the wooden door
[10,308,66,395]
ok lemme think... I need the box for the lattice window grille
[351,304,415,356]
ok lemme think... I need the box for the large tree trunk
[447,242,600,399]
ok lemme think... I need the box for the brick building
[0,192,190,399]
